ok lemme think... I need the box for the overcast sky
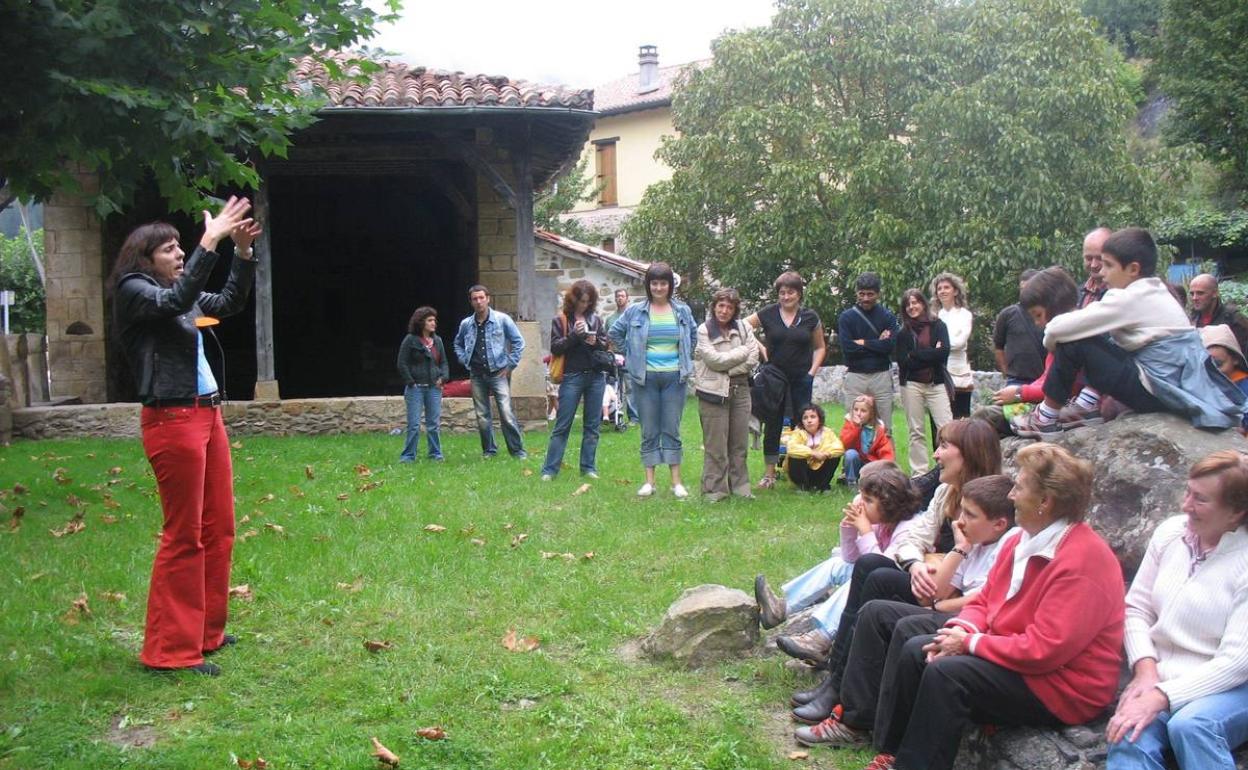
[368,0,777,89]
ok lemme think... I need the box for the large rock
[1001,412,1248,579]
[641,584,759,668]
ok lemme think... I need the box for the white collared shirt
[1008,519,1073,599]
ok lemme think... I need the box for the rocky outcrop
[1001,412,1248,579]
[642,584,759,668]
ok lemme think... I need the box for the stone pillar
[43,171,107,403]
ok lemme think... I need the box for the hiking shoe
[776,628,833,665]
[754,575,787,629]
[794,714,867,748]
[863,753,896,770]
[1057,402,1104,428]
[1011,411,1062,440]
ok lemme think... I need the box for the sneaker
[637,483,655,497]
[1011,411,1062,440]
[547,410,557,421]
[794,714,867,748]
[1057,402,1104,428]
[513,451,528,460]
[863,753,896,770]
[754,575,787,629]
[776,628,834,665]
[540,474,553,482]
[583,471,600,479]
[673,484,689,499]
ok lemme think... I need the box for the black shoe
[791,672,836,707]
[754,575,787,630]
[792,677,839,724]
[145,661,221,677]
[204,633,237,656]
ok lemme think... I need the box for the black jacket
[114,245,255,405]
[895,318,951,386]
[837,304,899,373]
[397,334,450,386]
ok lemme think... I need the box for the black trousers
[788,457,838,491]
[1043,334,1166,412]
[840,601,952,730]
[825,554,917,694]
[880,633,1060,770]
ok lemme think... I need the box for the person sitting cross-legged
[793,474,1019,757]
[1106,450,1248,770]
[1015,227,1245,437]
[785,404,845,492]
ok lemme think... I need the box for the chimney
[637,44,659,94]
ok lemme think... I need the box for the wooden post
[513,139,536,322]
[253,182,280,400]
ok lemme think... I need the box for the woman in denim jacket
[609,262,697,498]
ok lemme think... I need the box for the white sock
[1074,388,1101,411]
[1035,402,1059,424]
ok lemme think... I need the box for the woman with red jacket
[840,394,895,486]
[860,442,1124,770]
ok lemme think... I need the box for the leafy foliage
[0,229,46,334]
[1080,0,1160,57]
[534,157,603,244]
[1153,0,1248,198]
[624,0,1166,338]
[0,0,399,216]
[1155,207,1248,250]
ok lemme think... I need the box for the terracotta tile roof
[535,229,648,277]
[592,60,707,116]
[292,54,594,111]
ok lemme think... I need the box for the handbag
[592,349,616,373]
[549,315,567,384]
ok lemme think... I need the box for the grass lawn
[0,401,915,769]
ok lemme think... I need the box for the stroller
[605,353,629,432]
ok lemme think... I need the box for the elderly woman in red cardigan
[858,443,1125,770]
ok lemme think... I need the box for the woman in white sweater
[931,272,974,419]
[1107,449,1248,770]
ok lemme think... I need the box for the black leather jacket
[114,245,255,405]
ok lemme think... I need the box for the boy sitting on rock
[1015,227,1245,437]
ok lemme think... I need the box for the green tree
[534,156,602,244]
[1081,0,1160,57]
[0,229,46,335]
[625,0,1165,335]
[1153,0,1248,199]
[0,0,399,216]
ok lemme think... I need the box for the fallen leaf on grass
[336,577,365,593]
[342,509,366,519]
[423,524,446,533]
[13,483,27,495]
[28,572,47,582]
[521,468,533,477]
[355,464,373,477]
[541,551,576,561]
[364,639,394,653]
[264,523,285,535]
[256,493,275,504]
[108,466,123,476]
[238,514,250,525]
[787,750,809,760]
[235,756,268,769]
[370,736,400,768]
[239,528,260,541]
[582,552,595,560]
[228,584,254,601]
[63,593,91,624]
[503,523,515,531]
[415,726,446,741]
[288,486,304,498]
[100,514,119,524]
[510,533,528,548]
[103,497,121,509]
[305,465,315,480]
[358,480,383,492]
[99,591,126,602]
[50,519,86,538]
[469,538,486,547]
[9,506,24,531]
[232,441,243,449]
[53,467,72,485]
[571,483,591,496]
[65,493,86,508]
[336,493,350,501]
[501,628,540,652]
[460,524,476,535]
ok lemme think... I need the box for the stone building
[40,55,602,407]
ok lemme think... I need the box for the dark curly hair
[859,463,921,525]
[408,306,438,336]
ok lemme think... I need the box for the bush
[0,229,46,334]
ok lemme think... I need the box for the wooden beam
[450,139,517,208]
[253,182,278,396]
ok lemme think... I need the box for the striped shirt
[645,308,680,372]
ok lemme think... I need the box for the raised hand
[231,220,263,256]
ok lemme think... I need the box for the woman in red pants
[110,196,259,675]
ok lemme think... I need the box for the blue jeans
[635,370,686,467]
[843,448,864,483]
[400,384,443,460]
[1107,680,1248,770]
[542,371,606,476]
[782,555,854,615]
[470,370,525,457]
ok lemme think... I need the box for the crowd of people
[111,204,1248,768]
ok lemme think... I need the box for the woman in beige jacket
[693,288,760,501]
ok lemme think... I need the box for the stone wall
[812,365,1005,407]
[13,395,547,440]
[475,131,519,317]
[42,170,107,403]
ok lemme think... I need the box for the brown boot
[754,575,787,629]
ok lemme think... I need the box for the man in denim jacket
[453,284,527,458]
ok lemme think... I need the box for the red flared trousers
[139,405,235,668]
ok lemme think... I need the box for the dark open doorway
[268,166,476,398]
